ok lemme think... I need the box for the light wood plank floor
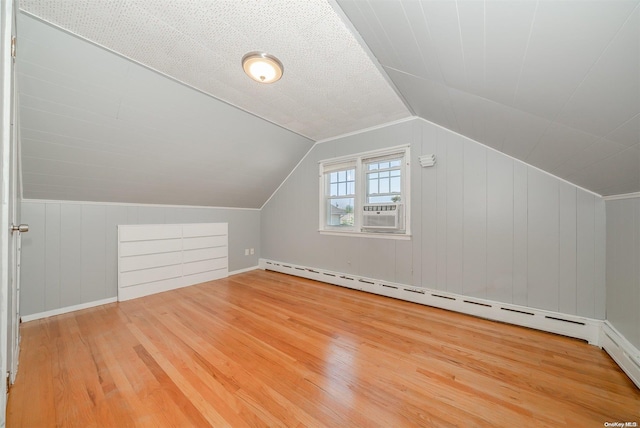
[7,270,640,427]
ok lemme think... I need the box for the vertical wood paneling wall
[20,201,259,317]
[606,197,640,349]
[262,118,607,319]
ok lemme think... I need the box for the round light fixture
[242,52,283,84]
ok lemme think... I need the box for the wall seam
[104,205,108,300]
[461,140,465,296]
[512,160,515,304]
[485,148,488,299]
[22,198,261,211]
[42,203,46,311]
[57,204,61,310]
[525,167,529,308]
[557,185,561,312]
[593,198,596,318]
[574,189,578,315]
[421,123,425,289]
[80,206,84,304]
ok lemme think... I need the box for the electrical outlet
[250,248,254,255]
[244,249,249,256]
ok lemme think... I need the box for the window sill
[318,230,411,240]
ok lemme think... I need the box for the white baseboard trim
[229,265,259,276]
[21,297,118,323]
[259,258,602,345]
[600,321,640,389]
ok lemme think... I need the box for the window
[319,145,410,238]
[366,157,403,204]
[326,167,355,227]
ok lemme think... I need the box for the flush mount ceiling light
[242,52,284,84]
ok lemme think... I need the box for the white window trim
[318,145,411,239]
[319,158,357,233]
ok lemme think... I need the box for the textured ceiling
[19,0,410,141]
[338,0,640,196]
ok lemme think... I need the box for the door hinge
[5,371,9,392]
[11,36,16,59]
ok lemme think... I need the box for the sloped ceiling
[18,14,315,208]
[17,0,640,204]
[338,0,640,196]
[17,0,409,207]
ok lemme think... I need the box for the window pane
[391,176,401,193]
[391,169,400,177]
[327,167,355,198]
[380,178,389,193]
[380,161,390,169]
[390,160,401,167]
[347,169,355,181]
[368,163,378,171]
[368,172,378,180]
[379,171,389,178]
[327,198,354,226]
[369,179,378,194]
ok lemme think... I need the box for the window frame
[363,153,404,205]
[318,145,411,239]
[323,163,357,230]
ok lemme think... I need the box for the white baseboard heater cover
[118,223,228,301]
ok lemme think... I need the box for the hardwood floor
[7,270,640,427]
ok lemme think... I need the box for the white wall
[262,118,607,318]
[606,196,640,348]
[20,200,260,317]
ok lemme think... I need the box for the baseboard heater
[600,321,640,389]
[259,258,601,346]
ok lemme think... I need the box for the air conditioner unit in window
[362,204,403,230]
